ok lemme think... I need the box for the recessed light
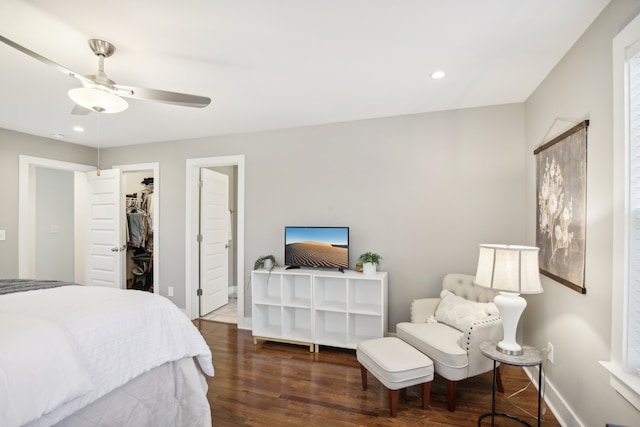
[431,70,446,79]
[73,126,84,132]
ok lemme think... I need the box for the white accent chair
[396,273,504,411]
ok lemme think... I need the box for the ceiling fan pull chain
[96,111,101,176]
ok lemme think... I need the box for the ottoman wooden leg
[360,364,368,390]
[422,381,431,409]
[388,389,399,417]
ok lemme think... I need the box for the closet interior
[125,173,154,292]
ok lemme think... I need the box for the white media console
[251,267,388,352]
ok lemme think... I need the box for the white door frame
[186,155,246,327]
[18,155,94,279]
[114,163,160,293]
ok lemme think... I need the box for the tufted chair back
[442,273,499,303]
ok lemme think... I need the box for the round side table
[478,341,544,427]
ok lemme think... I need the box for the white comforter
[0,286,214,427]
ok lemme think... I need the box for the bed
[0,280,214,427]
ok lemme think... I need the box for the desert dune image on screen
[285,227,348,268]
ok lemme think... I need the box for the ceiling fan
[0,35,211,114]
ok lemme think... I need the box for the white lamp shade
[474,244,543,294]
[68,87,128,113]
[474,243,542,355]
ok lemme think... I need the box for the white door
[85,169,123,288]
[199,168,229,315]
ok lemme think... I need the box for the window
[627,52,640,375]
[605,12,640,411]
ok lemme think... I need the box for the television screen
[285,226,349,270]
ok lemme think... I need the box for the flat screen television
[284,226,349,271]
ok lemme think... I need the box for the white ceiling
[0,0,610,148]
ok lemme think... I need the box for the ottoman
[356,337,434,417]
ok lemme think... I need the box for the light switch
[50,225,60,233]
[0,230,5,241]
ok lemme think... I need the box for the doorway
[34,167,75,281]
[120,168,157,292]
[18,155,93,279]
[185,155,246,327]
[19,156,159,290]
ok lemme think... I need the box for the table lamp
[474,244,543,356]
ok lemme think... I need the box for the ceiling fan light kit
[0,35,211,113]
[68,87,128,113]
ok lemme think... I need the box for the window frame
[603,11,640,411]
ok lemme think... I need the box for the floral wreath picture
[534,120,588,293]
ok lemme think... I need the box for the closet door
[85,169,123,288]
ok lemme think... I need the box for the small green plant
[254,255,276,270]
[358,252,382,265]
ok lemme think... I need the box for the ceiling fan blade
[0,35,94,87]
[70,104,91,115]
[114,84,211,108]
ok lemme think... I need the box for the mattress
[0,284,214,427]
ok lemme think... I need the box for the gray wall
[523,1,640,426]
[35,167,74,281]
[0,129,96,278]
[98,103,527,324]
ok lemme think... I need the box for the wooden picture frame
[534,120,588,294]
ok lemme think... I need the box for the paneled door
[199,168,229,315]
[84,169,123,288]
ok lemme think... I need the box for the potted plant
[254,255,276,271]
[358,252,382,275]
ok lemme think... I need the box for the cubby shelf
[251,268,388,352]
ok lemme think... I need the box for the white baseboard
[524,365,580,427]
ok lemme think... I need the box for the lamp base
[493,292,527,357]
[496,341,523,356]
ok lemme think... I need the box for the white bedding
[0,313,93,427]
[54,358,211,427]
[0,286,214,427]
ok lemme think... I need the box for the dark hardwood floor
[195,319,561,426]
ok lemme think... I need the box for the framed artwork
[534,120,588,294]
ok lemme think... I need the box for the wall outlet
[168,286,174,297]
[547,342,554,363]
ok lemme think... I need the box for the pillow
[434,289,498,331]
